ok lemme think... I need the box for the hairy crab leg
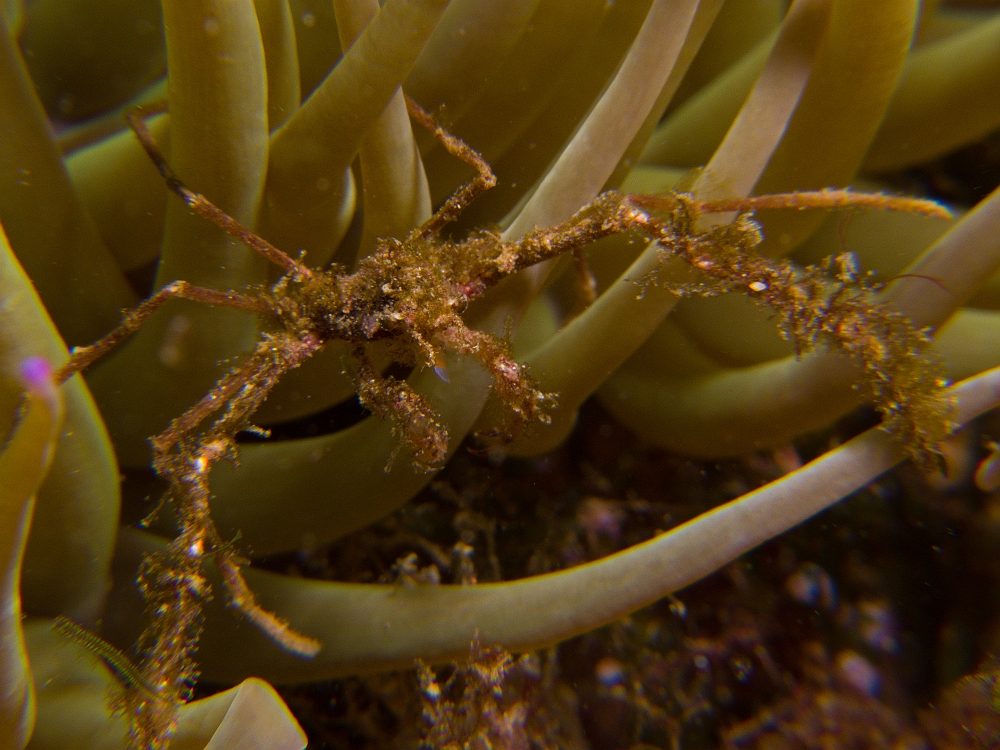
[404,95,498,238]
[435,318,554,440]
[455,190,950,298]
[350,346,449,470]
[54,280,274,385]
[125,110,313,280]
[150,334,322,457]
[465,192,642,292]
[134,333,324,730]
[682,188,951,219]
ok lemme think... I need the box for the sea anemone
[3,0,1000,746]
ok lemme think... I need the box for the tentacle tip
[20,355,54,395]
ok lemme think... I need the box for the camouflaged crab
[45,91,957,746]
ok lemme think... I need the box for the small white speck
[836,650,880,696]
[595,658,625,687]
[158,314,191,367]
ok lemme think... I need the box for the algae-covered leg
[435,319,553,442]
[126,112,312,280]
[151,333,321,459]
[54,281,274,386]
[405,95,497,238]
[350,345,449,471]
[130,333,324,747]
